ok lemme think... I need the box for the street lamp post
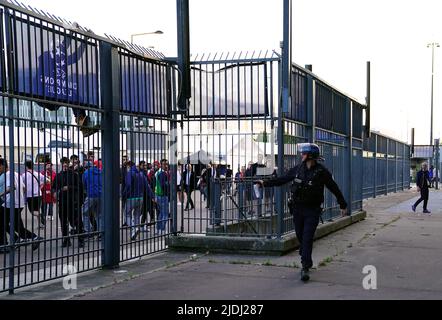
[428,42,440,166]
[130,30,164,44]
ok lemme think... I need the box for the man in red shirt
[41,162,56,225]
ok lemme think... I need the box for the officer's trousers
[291,205,321,269]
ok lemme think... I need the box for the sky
[17,0,442,145]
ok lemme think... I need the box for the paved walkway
[3,188,442,300]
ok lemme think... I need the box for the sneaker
[39,223,46,229]
[301,268,310,282]
[130,228,140,241]
[411,205,416,213]
[14,238,29,245]
[423,209,432,215]
[47,215,54,221]
[32,236,44,251]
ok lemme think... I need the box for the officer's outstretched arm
[323,170,347,210]
[262,167,298,188]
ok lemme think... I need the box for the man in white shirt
[0,159,43,252]
[22,160,48,227]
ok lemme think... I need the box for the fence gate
[176,52,281,237]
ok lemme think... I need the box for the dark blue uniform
[413,170,430,212]
[264,162,347,269]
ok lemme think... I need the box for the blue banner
[189,63,269,118]
[0,9,3,92]
[13,17,98,108]
[120,53,168,116]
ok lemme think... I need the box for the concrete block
[168,210,367,255]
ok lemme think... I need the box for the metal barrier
[0,0,411,295]
[177,56,410,240]
[362,133,411,198]
[281,65,365,234]
[177,52,280,237]
[0,1,173,294]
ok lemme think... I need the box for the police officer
[256,143,347,282]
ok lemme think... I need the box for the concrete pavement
[3,187,442,300]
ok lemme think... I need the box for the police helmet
[297,143,322,161]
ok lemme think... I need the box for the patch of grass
[285,262,300,269]
[262,260,275,267]
[208,259,218,264]
[318,256,334,267]
[229,260,252,265]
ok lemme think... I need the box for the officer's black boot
[301,268,310,282]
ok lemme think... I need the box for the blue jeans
[291,205,321,269]
[125,198,144,233]
[41,202,54,218]
[201,185,208,201]
[156,196,169,232]
[82,197,103,233]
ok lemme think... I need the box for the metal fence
[177,52,281,237]
[178,57,410,239]
[0,1,173,294]
[280,65,365,235]
[362,132,411,198]
[0,0,412,295]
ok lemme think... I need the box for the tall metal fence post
[395,142,398,192]
[168,65,178,235]
[100,42,121,269]
[402,143,405,190]
[373,134,377,198]
[385,138,389,196]
[277,0,292,238]
[4,9,16,295]
[346,100,353,215]
[176,0,191,112]
[435,139,440,190]
[306,75,315,143]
